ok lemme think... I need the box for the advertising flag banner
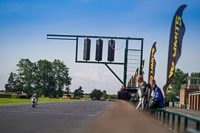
[148,42,157,83]
[132,68,139,87]
[142,60,145,70]
[164,5,187,94]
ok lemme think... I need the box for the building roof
[188,77,200,80]
[189,91,200,95]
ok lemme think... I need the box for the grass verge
[0,97,89,106]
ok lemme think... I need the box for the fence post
[177,116,181,132]
[163,111,166,125]
[167,113,170,127]
[155,111,158,121]
[184,118,188,132]
[154,110,157,120]
[172,114,175,130]
[196,122,200,131]
[159,111,162,122]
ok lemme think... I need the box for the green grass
[0,97,85,106]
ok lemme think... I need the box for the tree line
[4,59,116,100]
[5,59,71,97]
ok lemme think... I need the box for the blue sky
[0,0,200,94]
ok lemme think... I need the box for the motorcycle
[31,97,37,108]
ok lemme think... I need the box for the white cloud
[103,71,113,77]
[70,68,122,94]
[71,69,99,81]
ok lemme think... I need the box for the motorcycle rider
[149,79,164,109]
[32,93,38,105]
[136,75,151,109]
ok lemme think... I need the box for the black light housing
[95,38,103,61]
[83,38,91,61]
[107,39,115,62]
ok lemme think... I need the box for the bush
[90,89,102,100]
[109,94,117,99]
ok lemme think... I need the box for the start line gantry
[47,34,144,89]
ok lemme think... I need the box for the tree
[52,60,72,97]
[90,89,102,100]
[5,72,23,93]
[36,59,54,96]
[191,72,200,78]
[5,72,17,92]
[167,68,188,102]
[65,86,70,94]
[102,90,108,100]
[74,86,84,98]
[17,59,35,95]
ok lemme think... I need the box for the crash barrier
[70,98,80,99]
[153,108,200,132]
[0,94,11,98]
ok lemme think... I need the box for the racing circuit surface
[0,100,173,133]
[0,101,112,133]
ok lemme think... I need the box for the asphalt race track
[0,101,112,133]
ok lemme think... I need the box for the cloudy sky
[0,0,200,94]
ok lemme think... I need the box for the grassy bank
[0,97,89,106]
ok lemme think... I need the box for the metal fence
[153,108,200,133]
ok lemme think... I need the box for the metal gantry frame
[47,34,143,89]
